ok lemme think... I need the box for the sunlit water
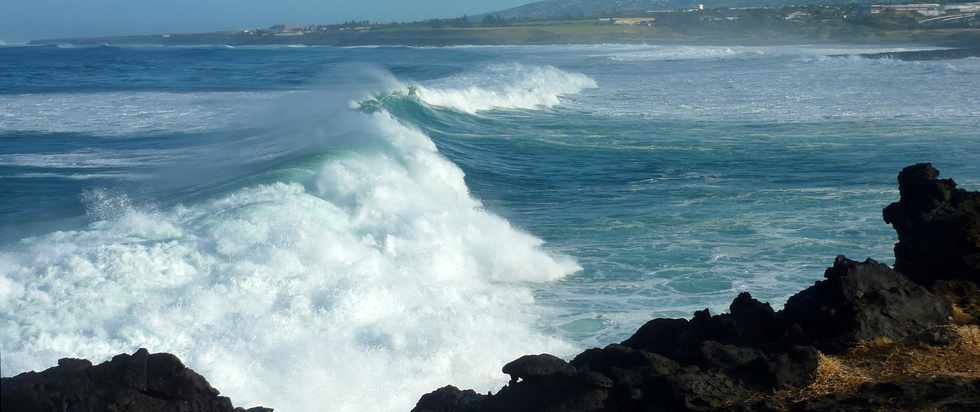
[1,44,979,411]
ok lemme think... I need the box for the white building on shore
[870,3,943,16]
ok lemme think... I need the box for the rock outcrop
[781,256,951,352]
[0,348,271,412]
[884,162,980,285]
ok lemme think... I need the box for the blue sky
[0,0,530,41]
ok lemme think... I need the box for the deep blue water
[1,44,979,411]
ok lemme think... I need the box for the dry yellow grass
[845,326,980,381]
[951,304,975,324]
[935,281,980,325]
[773,325,980,405]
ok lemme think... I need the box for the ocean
[1,44,979,411]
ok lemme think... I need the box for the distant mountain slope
[489,0,688,20]
[486,0,864,20]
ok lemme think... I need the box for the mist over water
[0,63,584,410]
[2,44,980,411]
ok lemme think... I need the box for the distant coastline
[27,28,980,50]
[27,5,980,49]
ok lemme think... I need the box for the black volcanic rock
[782,256,951,352]
[622,308,742,365]
[483,366,610,412]
[502,354,577,383]
[884,163,980,285]
[618,292,827,391]
[413,386,488,412]
[0,348,271,412]
[697,342,819,390]
[414,254,956,411]
[618,317,692,358]
[728,293,782,345]
[570,344,681,384]
[570,344,750,411]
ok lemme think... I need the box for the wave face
[0,67,584,411]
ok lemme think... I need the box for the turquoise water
[1,44,979,411]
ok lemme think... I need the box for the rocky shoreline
[412,163,980,412]
[0,348,273,412]
[3,163,979,411]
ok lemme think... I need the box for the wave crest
[0,73,581,411]
[410,64,596,114]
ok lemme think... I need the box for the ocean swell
[0,68,585,411]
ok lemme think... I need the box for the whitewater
[2,44,980,411]
[0,60,589,410]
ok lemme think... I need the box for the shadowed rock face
[782,256,952,352]
[884,163,980,285]
[0,348,271,412]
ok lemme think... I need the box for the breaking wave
[0,66,587,411]
[409,63,596,114]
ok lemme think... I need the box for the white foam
[0,149,176,169]
[413,63,597,114]
[600,45,949,62]
[10,172,140,180]
[604,46,752,62]
[0,105,580,412]
[584,45,980,123]
[0,40,33,48]
[0,91,285,136]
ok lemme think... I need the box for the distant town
[31,2,980,47]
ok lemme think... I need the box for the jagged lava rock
[502,354,577,383]
[571,344,749,411]
[488,354,611,412]
[0,348,271,412]
[782,256,951,352]
[413,386,488,412]
[883,163,980,285]
[622,293,790,357]
[620,294,821,391]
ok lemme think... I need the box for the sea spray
[0,68,584,412]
